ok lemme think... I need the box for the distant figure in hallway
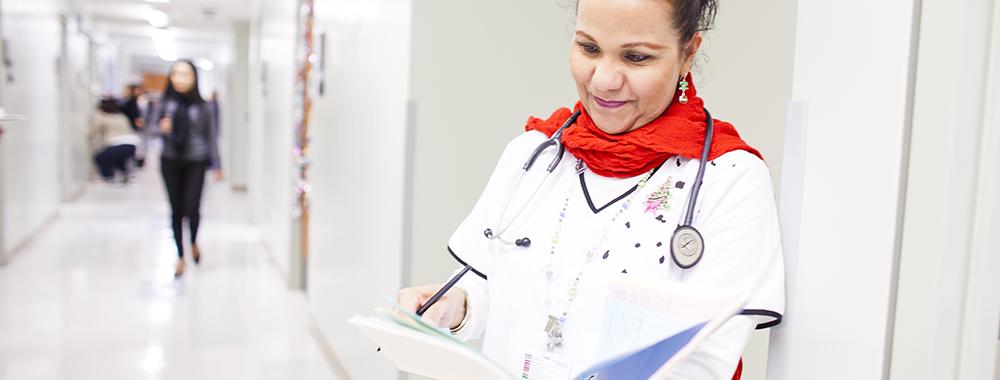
[208,90,221,136]
[155,60,223,278]
[89,98,140,183]
[121,84,149,167]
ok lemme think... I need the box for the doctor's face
[570,0,700,134]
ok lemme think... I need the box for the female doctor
[398,0,785,378]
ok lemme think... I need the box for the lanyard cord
[542,162,656,351]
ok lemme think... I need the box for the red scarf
[525,73,761,178]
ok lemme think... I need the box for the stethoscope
[416,108,714,316]
[483,108,714,270]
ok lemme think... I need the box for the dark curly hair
[576,0,718,51]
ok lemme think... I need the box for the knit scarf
[525,73,761,178]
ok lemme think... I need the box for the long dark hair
[163,59,205,104]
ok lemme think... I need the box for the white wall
[766,0,917,378]
[247,0,296,277]
[307,0,413,378]
[405,0,578,287]
[57,16,93,201]
[890,0,1000,378]
[1,0,68,254]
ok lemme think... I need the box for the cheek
[634,71,676,108]
[569,55,592,93]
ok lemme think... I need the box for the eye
[624,52,651,63]
[577,42,600,54]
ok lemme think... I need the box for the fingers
[421,305,451,328]
[396,284,457,328]
[396,287,424,313]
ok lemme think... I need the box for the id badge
[521,350,571,380]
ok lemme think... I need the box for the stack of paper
[349,307,513,380]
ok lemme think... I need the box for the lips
[593,96,628,109]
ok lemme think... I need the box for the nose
[590,61,625,94]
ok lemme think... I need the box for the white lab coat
[448,130,785,379]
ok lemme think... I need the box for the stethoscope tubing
[685,108,714,226]
[490,107,712,247]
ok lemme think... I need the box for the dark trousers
[94,144,136,180]
[160,158,208,258]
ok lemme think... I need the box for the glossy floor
[0,162,339,380]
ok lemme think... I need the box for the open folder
[349,279,750,380]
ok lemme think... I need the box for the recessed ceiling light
[145,0,171,3]
[146,9,169,28]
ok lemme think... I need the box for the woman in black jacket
[157,59,223,278]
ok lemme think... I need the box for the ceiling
[77,0,254,74]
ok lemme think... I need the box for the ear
[679,32,703,76]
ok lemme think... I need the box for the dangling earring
[678,75,690,104]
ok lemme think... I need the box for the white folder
[348,313,513,380]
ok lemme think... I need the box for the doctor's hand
[397,285,468,330]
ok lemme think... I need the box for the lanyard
[541,160,655,352]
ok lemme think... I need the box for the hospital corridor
[1,0,999,379]
[0,152,338,379]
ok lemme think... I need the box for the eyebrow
[575,31,665,50]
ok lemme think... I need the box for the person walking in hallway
[121,84,149,167]
[90,98,140,183]
[156,60,223,278]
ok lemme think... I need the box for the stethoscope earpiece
[485,228,531,248]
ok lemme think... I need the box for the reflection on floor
[0,161,338,380]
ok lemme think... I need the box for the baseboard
[309,315,354,380]
[2,209,59,264]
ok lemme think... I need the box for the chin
[593,121,628,134]
[586,105,636,135]
[590,114,631,135]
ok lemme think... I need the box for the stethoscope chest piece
[670,225,704,269]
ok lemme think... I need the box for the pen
[375,265,472,352]
[416,265,471,316]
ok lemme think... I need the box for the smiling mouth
[593,96,628,109]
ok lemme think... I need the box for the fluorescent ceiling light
[152,28,177,62]
[146,9,169,28]
[194,58,214,71]
[145,0,171,3]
